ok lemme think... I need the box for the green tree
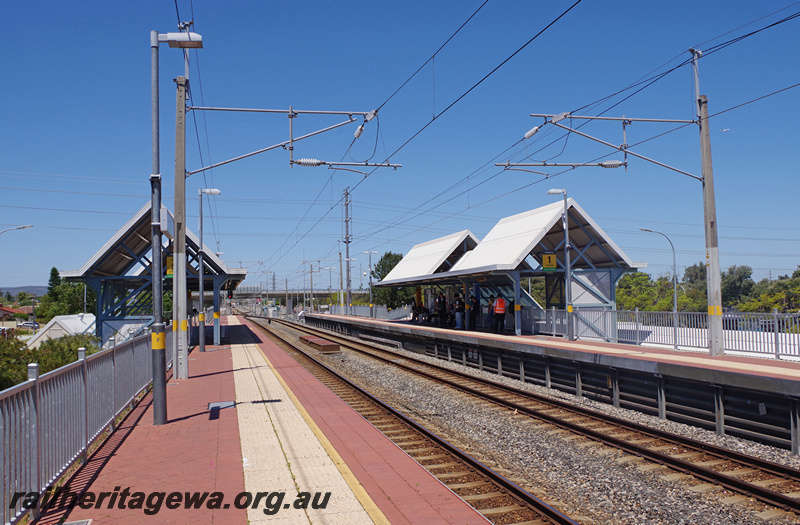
[4,291,12,302]
[0,334,29,390]
[738,274,800,313]
[47,267,62,299]
[524,277,546,307]
[36,282,96,323]
[372,252,415,309]
[721,265,755,307]
[16,292,32,306]
[683,262,706,286]
[616,273,656,311]
[0,333,100,390]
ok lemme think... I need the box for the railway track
[247,316,578,525]
[269,316,800,517]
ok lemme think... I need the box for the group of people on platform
[411,292,513,333]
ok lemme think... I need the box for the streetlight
[0,225,33,235]
[363,251,377,317]
[547,188,573,341]
[641,228,678,349]
[150,28,202,424]
[198,188,220,353]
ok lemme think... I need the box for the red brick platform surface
[34,316,487,524]
[37,343,245,525]
[238,316,488,524]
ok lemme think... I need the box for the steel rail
[250,317,578,525]
[285,319,800,513]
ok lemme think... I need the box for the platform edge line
[255,342,390,525]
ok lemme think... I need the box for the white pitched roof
[381,230,479,284]
[452,202,563,273]
[26,314,96,348]
[451,198,639,273]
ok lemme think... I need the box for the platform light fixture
[0,224,33,235]
[641,228,679,349]
[150,27,204,425]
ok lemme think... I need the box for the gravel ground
[264,320,800,523]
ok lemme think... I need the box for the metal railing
[557,308,800,358]
[1,328,173,525]
[318,302,800,358]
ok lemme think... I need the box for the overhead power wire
[350,0,584,196]
[376,0,490,112]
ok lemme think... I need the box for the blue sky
[1,1,798,292]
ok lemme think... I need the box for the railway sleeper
[478,504,527,516]
[461,491,505,502]
[448,480,495,490]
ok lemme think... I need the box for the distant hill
[0,285,48,297]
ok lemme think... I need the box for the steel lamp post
[150,29,202,424]
[641,228,679,349]
[198,188,220,353]
[547,189,573,341]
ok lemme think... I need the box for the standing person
[469,295,479,330]
[486,295,496,331]
[454,294,465,329]
[411,298,418,323]
[492,295,507,333]
[435,292,447,328]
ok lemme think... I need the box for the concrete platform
[37,316,486,524]
[311,313,800,393]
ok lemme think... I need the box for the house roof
[26,313,96,348]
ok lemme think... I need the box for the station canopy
[61,202,246,342]
[377,199,643,290]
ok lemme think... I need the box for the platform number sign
[542,253,557,271]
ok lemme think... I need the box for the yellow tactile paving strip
[229,317,377,524]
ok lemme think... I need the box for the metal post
[27,363,40,518]
[78,348,90,458]
[338,249,344,312]
[564,193,573,341]
[641,229,678,349]
[366,251,375,318]
[513,272,521,336]
[692,50,723,357]
[213,279,220,345]
[790,398,800,456]
[774,308,781,359]
[198,190,205,352]
[173,76,189,379]
[344,188,352,314]
[150,30,167,425]
[657,374,666,420]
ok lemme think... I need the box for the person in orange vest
[492,296,507,333]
